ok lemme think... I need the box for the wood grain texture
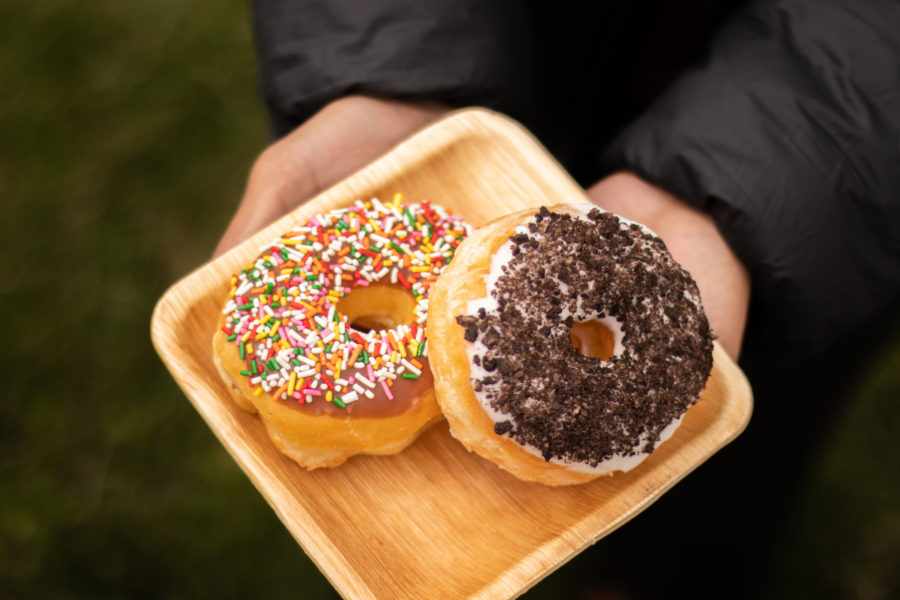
[151,108,753,600]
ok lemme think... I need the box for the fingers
[301,96,450,193]
[213,142,316,257]
[587,172,751,359]
[213,96,450,257]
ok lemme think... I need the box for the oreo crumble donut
[213,197,470,469]
[428,203,714,485]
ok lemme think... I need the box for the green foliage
[0,1,335,597]
[764,339,900,600]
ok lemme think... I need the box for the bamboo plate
[151,108,753,599]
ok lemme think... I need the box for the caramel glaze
[261,356,434,418]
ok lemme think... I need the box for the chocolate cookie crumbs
[456,207,713,468]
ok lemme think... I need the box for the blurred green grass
[1,1,897,598]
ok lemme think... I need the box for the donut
[213,197,471,469]
[427,203,714,485]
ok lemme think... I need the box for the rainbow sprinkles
[219,195,470,410]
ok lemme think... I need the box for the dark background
[2,1,899,598]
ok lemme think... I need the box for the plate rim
[151,107,754,600]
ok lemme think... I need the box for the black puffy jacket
[250,0,900,363]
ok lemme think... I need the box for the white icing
[567,202,660,238]
[464,203,687,475]
[532,414,684,475]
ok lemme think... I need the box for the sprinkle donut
[213,196,471,469]
[428,203,713,485]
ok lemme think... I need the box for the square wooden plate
[151,108,753,599]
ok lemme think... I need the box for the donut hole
[569,319,616,361]
[337,284,417,333]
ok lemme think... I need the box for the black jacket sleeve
[251,0,900,362]
[603,0,900,359]
[250,0,534,136]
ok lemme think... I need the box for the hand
[213,95,449,257]
[586,172,750,359]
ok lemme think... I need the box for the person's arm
[215,0,534,255]
[600,0,900,360]
[250,0,533,138]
